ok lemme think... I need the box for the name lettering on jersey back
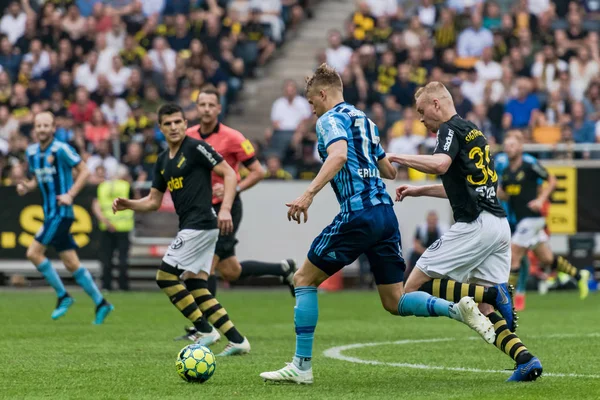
[358,168,380,178]
[347,109,365,118]
[34,167,57,183]
[465,129,484,143]
[443,129,454,151]
[167,176,184,191]
[196,144,218,166]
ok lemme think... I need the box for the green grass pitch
[1,289,599,399]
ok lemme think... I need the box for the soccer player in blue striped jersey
[260,64,495,384]
[17,112,114,324]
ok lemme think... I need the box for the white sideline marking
[323,335,600,379]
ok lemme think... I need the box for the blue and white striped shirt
[26,139,81,219]
[316,102,393,213]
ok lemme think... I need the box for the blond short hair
[305,63,343,95]
[414,81,452,103]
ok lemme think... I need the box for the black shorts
[213,195,242,260]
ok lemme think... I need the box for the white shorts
[162,229,219,274]
[416,211,511,286]
[512,217,548,249]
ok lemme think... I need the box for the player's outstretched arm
[113,188,164,213]
[395,184,447,201]
[387,153,452,175]
[286,140,348,224]
[377,156,397,180]
[16,176,38,196]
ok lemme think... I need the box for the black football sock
[207,275,218,296]
[239,260,285,279]
[487,312,533,364]
[155,262,209,331]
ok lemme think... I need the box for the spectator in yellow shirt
[387,108,427,139]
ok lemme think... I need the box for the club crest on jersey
[516,171,525,181]
[170,236,184,250]
[177,155,186,169]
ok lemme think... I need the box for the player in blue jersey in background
[260,64,494,384]
[16,112,114,324]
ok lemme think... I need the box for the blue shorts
[307,204,405,285]
[34,217,78,253]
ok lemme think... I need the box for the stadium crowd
[0,0,313,185]
[261,0,600,180]
[2,0,600,185]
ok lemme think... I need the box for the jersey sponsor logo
[357,168,380,178]
[34,166,58,183]
[505,184,521,196]
[197,144,218,166]
[167,176,184,191]
[475,185,497,200]
[241,139,255,156]
[177,156,186,169]
[46,154,54,164]
[428,238,443,252]
[465,129,484,143]
[443,129,454,151]
[516,171,525,181]
[170,236,184,250]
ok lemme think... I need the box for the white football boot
[453,297,495,344]
[260,362,314,384]
[217,337,251,356]
[193,327,221,347]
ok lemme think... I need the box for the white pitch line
[323,335,600,379]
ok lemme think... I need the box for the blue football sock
[73,267,103,305]
[293,286,318,371]
[398,291,457,319]
[517,256,530,293]
[36,258,67,298]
